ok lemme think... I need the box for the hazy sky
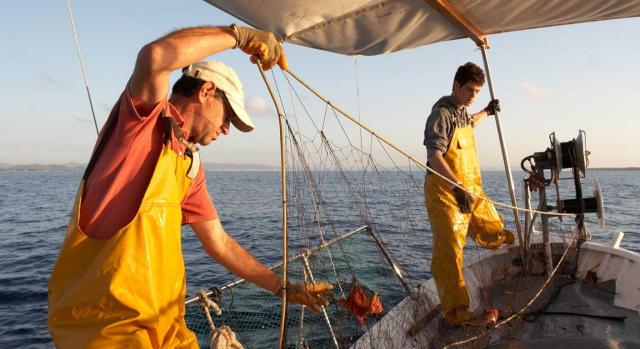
[2,1,639,168]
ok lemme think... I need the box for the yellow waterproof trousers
[424,126,507,325]
[48,141,198,348]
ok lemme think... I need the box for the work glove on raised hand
[452,185,474,214]
[484,99,501,116]
[231,24,288,71]
[273,279,333,312]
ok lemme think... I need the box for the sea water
[1,170,638,348]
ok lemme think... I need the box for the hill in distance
[0,162,279,172]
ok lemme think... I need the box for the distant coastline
[588,167,640,171]
[1,163,637,173]
[0,162,279,172]
[0,163,85,172]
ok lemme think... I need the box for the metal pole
[524,180,531,249]
[366,227,412,294]
[185,226,370,305]
[302,255,340,349]
[479,45,524,259]
[537,169,554,275]
[256,65,288,349]
[522,180,531,269]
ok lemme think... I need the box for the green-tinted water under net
[185,228,407,348]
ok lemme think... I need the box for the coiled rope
[198,290,244,349]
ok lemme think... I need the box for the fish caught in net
[337,278,384,326]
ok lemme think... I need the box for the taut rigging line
[64,0,99,136]
[279,68,575,218]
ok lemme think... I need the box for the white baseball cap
[182,61,254,132]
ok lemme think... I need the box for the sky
[2,1,639,169]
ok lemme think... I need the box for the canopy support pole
[479,46,525,260]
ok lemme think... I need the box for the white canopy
[204,0,640,55]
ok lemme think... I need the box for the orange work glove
[273,280,333,312]
[231,24,288,71]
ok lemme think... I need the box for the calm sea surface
[1,170,638,348]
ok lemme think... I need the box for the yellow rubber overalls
[48,106,201,348]
[424,125,508,325]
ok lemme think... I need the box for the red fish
[338,285,383,325]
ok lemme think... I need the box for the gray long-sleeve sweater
[423,95,474,157]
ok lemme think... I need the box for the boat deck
[427,275,640,348]
[354,237,640,349]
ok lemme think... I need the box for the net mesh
[185,228,408,348]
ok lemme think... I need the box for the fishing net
[184,69,587,348]
[185,227,407,348]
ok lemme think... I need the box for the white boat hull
[353,232,640,348]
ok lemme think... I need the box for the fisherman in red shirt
[48,24,332,348]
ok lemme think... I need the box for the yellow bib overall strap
[424,125,506,325]
[48,109,200,348]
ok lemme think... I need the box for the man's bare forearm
[472,109,490,125]
[130,26,237,106]
[191,219,280,293]
[142,27,236,75]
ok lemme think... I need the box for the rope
[64,0,99,136]
[198,290,222,332]
[353,56,366,167]
[283,68,575,218]
[198,290,244,349]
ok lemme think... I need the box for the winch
[520,130,604,274]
